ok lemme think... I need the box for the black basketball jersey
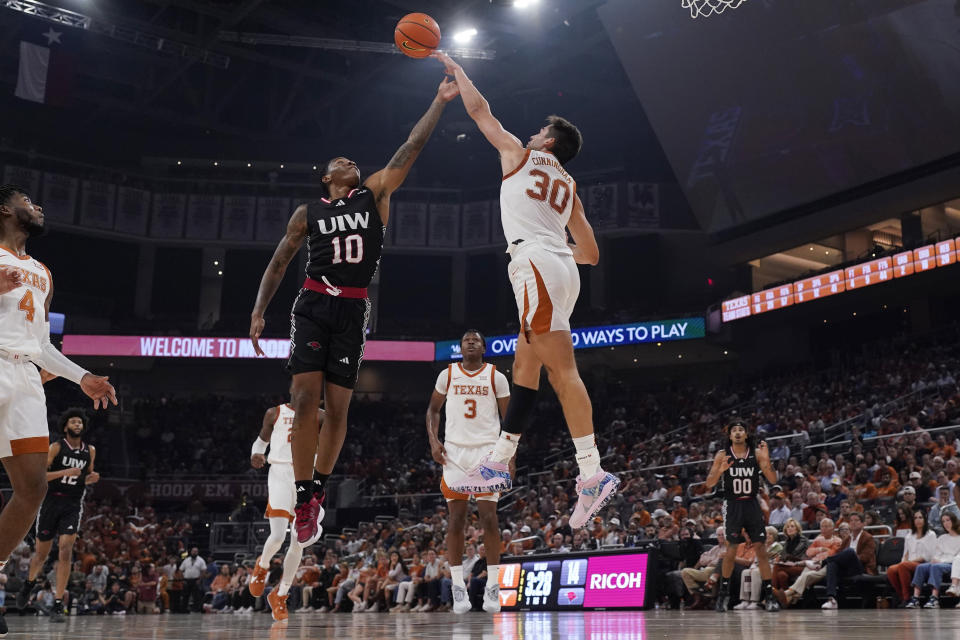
[304,187,385,289]
[48,439,90,498]
[720,445,760,500]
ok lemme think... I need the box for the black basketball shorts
[288,289,370,389]
[36,496,83,541]
[722,498,766,544]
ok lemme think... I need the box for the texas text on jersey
[304,188,385,290]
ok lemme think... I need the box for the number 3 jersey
[0,248,51,360]
[720,446,761,500]
[500,149,577,251]
[305,187,385,289]
[435,363,510,448]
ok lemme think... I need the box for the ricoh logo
[589,572,643,590]
[318,211,370,235]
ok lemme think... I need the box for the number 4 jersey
[305,187,385,289]
[0,247,51,360]
[720,446,761,500]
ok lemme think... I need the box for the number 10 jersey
[305,187,384,289]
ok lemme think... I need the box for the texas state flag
[15,25,76,105]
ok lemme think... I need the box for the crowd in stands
[5,328,960,615]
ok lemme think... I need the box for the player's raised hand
[756,440,770,465]
[718,455,735,474]
[436,76,460,103]
[429,438,447,465]
[80,373,118,409]
[0,265,23,295]
[431,51,461,75]
[249,314,266,357]
[251,453,266,469]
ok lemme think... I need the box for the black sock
[762,579,772,596]
[502,385,538,435]
[718,577,730,593]
[313,471,330,496]
[54,598,62,609]
[295,480,314,506]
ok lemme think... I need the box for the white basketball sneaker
[483,583,501,613]
[452,585,471,614]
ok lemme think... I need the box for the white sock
[487,565,500,589]
[278,583,290,597]
[260,517,289,568]
[280,539,303,594]
[492,432,520,464]
[573,434,601,478]
[451,565,465,590]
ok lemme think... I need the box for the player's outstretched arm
[365,79,460,222]
[432,52,524,157]
[250,205,308,356]
[251,406,279,469]
[33,276,117,409]
[567,195,599,266]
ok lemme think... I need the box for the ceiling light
[514,0,539,8]
[453,28,478,44]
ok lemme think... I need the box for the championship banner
[255,197,291,242]
[626,182,660,228]
[221,195,256,241]
[461,201,491,247]
[40,172,78,223]
[435,317,706,361]
[79,179,116,230]
[587,183,619,229]
[62,334,436,362]
[185,194,222,240]
[2,165,41,196]
[428,202,460,248]
[394,202,428,246]
[150,193,186,238]
[114,186,150,235]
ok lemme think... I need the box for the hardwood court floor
[2,608,952,639]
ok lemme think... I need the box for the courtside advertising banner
[62,335,435,362]
[435,317,705,361]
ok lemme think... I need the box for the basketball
[394,12,441,59]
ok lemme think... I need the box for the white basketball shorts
[507,240,580,339]
[0,358,48,458]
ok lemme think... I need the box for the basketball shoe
[268,589,289,622]
[294,491,326,546]
[483,583,501,613]
[569,470,620,528]
[249,558,269,597]
[452,585,471,614]
[449,455,511,494]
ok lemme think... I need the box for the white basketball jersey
[267,404,295,465]
[500,149,577,250]
[0,248,51,359]
[435,363,510,448]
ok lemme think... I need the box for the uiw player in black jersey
[250,78,460,545]
[704,420,778,612]
[18,408,99,622]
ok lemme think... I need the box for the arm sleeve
[34,322,88,385]
[494,371,511,398]
[434,369,449,395]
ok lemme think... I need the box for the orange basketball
[394,13,441,59]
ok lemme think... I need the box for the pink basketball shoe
[569,471,620,529]
[448,456,512,494]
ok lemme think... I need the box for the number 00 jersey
[305,187,385,289]
[500,149,577,250]
[267,404,295,465]
[0,247,51,359]
[720,446,761,500]
[434,363,510,448]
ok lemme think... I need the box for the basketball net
[681,0,748,18]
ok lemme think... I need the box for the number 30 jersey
[721,446,761,500]
[305,187,385,289]
[500,149,577,249]
[435,363,510,448]
[0,247,51,360]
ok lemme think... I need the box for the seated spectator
[894,505,913,537]
[734,527,783,610]
[821,512,876,609]
[909,471,932,503]
[105,581,133,615]
[77,580,106,616]
[772,518,808,590]
[207,564,232,612]
[775,518,843,607]
[768,493,791,528]
[393,554,423,612]
[136,564,159,614]
[875,469,900,499]
[679,530,726,609]
[853,470,879,503]
[906,512,960,608]
[928,486,960,534]
[886,508,936,605]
